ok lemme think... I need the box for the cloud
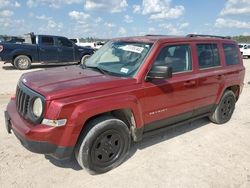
[84,0,128,13]
[104,22,116,28]
[148,27,157,33]
[47,20,63,30]
[159,22,189,34]
[118,27,126,36]
[95,17,102,23]
[124,15,133,23]
[141,0,184,20]
[27,0,81,8]
[215,18,250,29]
[0,10,13,17]
[0,17,24,30]
[69,11,90,22]
[0,0,21,9]
[133,4,141,14]
[220,0,250,15]
[35,14,63,32]
[15,1,21,7]
[36,15,51,20]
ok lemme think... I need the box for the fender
[59,94,144,146]
[215,74,243,104]
[78,47,94,59]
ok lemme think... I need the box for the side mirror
[147,65,172,80]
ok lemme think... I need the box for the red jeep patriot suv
[5,34,245,174]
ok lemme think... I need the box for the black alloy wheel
[209,90,236,124]
[75,115,131,174]
[90,129,125,167]
[219,95,234,121]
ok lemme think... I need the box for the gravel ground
[0,61,250,188]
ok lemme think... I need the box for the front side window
[58,37,73,47]
[153,44,192,73]
[41,37,54,46]
[85,41,152,77]
[223,44,240,65]
[197,44,220,69]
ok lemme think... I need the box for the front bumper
[5,100,74,160]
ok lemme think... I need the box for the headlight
[32,97,43,118]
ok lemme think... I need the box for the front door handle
[40,48,45,52]
[216,75,224,79]
[183,80,196,87]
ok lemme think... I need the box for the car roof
[113,34,235,44]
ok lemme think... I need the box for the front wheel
[75,116,131,174]
[209,90,236,124]
[80,54,90,65]
[13,55,31,70]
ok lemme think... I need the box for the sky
[0,0,250,38]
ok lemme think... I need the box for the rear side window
[197,44,220,69]
[154,44,192,73]
[223,44,239,65]
[41,36,54,46]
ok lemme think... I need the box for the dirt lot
[0,61,250,188]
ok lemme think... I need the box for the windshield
[85,41,152,77]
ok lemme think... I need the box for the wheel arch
[216,84,240,104]
[12,53,33,63]
[225,85,240,101]
[75,108,143,147]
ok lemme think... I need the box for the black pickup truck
[0,34,94,69]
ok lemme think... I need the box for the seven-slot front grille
[15,82,45,124]
[16,85,31,118]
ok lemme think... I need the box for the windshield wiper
[85,65,108,75]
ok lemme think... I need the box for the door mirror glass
[147,65,172,80]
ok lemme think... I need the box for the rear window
[223,44,239,65]
[197,44,220,69]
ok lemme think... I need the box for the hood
[21,65,135,100]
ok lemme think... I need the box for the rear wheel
[209,90,236,124]
[13,55,31,70]
[80,54,90,65]
[75,116,131,174]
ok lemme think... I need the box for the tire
[209,90,236,124]
[13,55,31,70]
[75,115,131,174]
[80,54,90,65]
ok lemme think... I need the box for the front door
[57,37,75,62]
[141,43,199,132]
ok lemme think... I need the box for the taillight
[0,45,3,52]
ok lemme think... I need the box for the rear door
[56,37,75,62]
[193,42,225,116]
[39,36,58,62]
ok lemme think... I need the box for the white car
[239,43,250,58]
[238,43,247,53]
[70,38,94,48]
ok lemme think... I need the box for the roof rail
[145,34,168,36]
[186,34,231,39]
